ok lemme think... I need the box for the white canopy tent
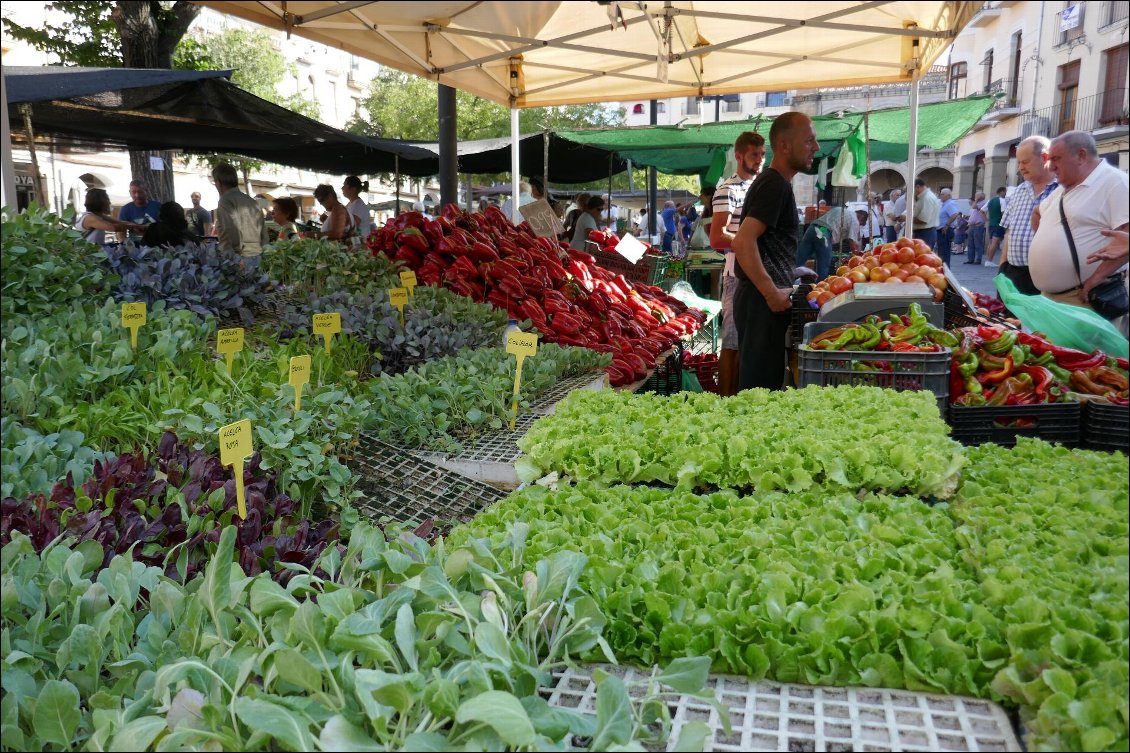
[194,1,977,224]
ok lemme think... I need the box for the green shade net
[556,96,995,176]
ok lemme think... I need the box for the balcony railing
[1019,88,1129,139]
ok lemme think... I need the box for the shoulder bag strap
[1059,195,1084,288]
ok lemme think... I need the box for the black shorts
[990,225,1005,239]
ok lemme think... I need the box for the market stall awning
[410,132,626,182]
[4,66,439,176]
[555,97,996,175]
[192,2,976,108]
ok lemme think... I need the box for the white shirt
[1030,160,1129,294]
[346,197,372,240]
[74,212,106,244]
[712,173,753,277]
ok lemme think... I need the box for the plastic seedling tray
[347,434,505,526]
[543,664,1020,752]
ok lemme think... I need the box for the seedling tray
[543,664,1020,752]
[347,434,505,527]
[1081,400,1129,452]
[948,402,1081,447]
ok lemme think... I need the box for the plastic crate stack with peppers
[366,205,705,387]
[805,303,958,357]
[950,326,1130,406]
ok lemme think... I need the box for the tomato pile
[806,237,947,308]
[367,205,705,387]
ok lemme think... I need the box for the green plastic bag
[995,275,1128,358]
[681,369,704,393]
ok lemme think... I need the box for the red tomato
[916,253,943,269]
[848,268,869,284]
[895,237,915,250]
[847,255,866,268]
[828,276,853,295]
[879,250,898,265]
[904,274,926,283]
[836,265,851,277]
[891,268,910,281]
[896,246,916,264]
[869,266,890,282]
[815,291,835,306]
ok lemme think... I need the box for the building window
[1057,60,1080,132]
[949,62,968,99]
[656,101,666,114]
[765,91,788,107]
[632,103,645,115]
[1059,2,1086,45]
[723,93,742,112]
[1104,1,1130,25]
[1099,43,1129,124]
[981,48,994,92]
[1009,32,1022,103]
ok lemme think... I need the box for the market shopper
[314,184,355,242]
[271,196,301,241]
[797,203,859,279]
[732,111,819,391]
[710,131,766,397]
[74,187,145,244]
[140,201,197,247]
[984,186,1008,265]
[936,188,961,266]
[965,191,988,264]
[212,162,269,265]
[562,192,591,240]
[899,179,940,248]
[999,135,1056,296]
[882,189,902,242]
[118,180,162,224]
[570,195,605,251]
[1030,130,1129,324]
[342,175,373,244]
[185,192,211,236]
[661,200,678,252]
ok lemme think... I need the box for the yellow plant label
[218,419,253,520]
[506,331,538,430]
[216,327,244,375]
[389,287,409,326]
[399,270,418,296]
[313,312,341,354]
[505,331,538,358]
[289,355,311,411]
[121,302,146,349]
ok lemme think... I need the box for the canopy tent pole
[648,99,658,243]
[438,84,458,209]
[510,106,520,223]
[542,129,549,208]
[607,153,613,227]
[20,105,46,208]
[0,74,16,209]
[394,155,401,217]
[905,73,920,238]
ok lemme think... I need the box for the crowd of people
[695,115,1128,395]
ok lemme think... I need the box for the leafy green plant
[366,344,611,451]
[0,419,109,501]
[951,439,1128,752]
[0,524,716,751]
[1,205,114,322]
[452,482,1003,698]
[261,237,402,295]
[516,386,965,498]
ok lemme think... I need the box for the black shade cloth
[5,66,439,175]
[411,132,626,183]
[3,66,232,104]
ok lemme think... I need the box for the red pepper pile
[682,352,719,393]
[367,205,705,387]
[950,325,1130,406]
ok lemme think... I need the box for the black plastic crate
[948,402,1082,447]
[636,345,683,396]
[787,284,820,348]
[1082,401,1130,453]
[798,322,950,414]
[942,286,1018,331]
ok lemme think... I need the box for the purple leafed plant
[0,432,339,582]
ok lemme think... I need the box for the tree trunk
[114,1,200,202]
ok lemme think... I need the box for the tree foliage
[2,2,119,67]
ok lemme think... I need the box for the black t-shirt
[735,167,799,288]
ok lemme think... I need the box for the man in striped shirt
[1000,136,1056,296]
[709,131,766,396]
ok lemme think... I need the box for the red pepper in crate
[550,311,583,336]
[396,227,430,253]
[468,241,500,263]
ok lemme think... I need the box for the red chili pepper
[550,311,583,336]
